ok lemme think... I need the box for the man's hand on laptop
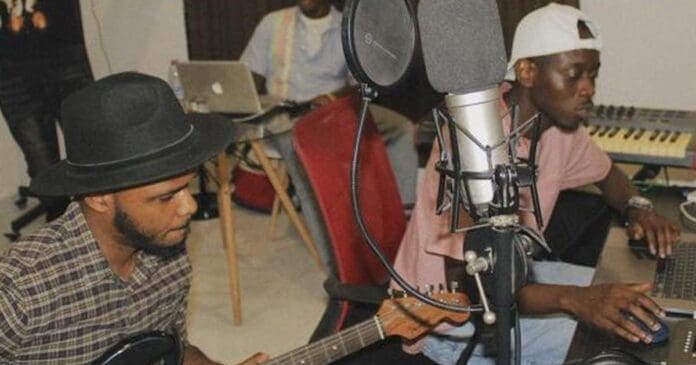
[565,283,665,344]
[626,209,680,258]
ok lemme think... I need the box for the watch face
[628,196,654,210]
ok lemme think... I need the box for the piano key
[659,130,671,143]
[608,127,621,138]
[597,126,610,137]
[588,125,600,135]
[633,128,646,140]
[669,132,691,158]
[604,128,632,153]
[669,131,681,143]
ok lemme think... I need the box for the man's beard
[113,205,187,259]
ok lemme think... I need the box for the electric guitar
[95,291,470,365]
[265,291,470,365]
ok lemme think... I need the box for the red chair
[292,93,405,333]
[292,95,437,364]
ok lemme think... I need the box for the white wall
[80,0,189,80]
[0,116,29,199]
[581,0,696,110]
[0,0,188,199]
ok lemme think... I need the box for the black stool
[4,186,45,241]
[192,165,219,221]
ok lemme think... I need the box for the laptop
[177,60,280,115]
[593,227,696,315]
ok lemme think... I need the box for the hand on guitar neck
[263,287,471,365]
[234,352,270,365]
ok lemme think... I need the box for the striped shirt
[0,202,191,364]
[240,6,350,102]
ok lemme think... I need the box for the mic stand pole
[491,216,516,365]
[465,166,524,365]
[491,165,523,365]
[465,222,519,365]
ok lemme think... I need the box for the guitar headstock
[377,285,470,340]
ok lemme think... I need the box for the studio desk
[564,186,696,364]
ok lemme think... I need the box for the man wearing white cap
[393,3,678,364]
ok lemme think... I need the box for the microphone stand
[434,106,545,365]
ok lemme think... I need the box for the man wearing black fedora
[0,73,268,364]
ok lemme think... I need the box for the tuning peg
[425,284,434,296]
[387,288,394,298]
[438,283,445,293]
[449,281,460,293]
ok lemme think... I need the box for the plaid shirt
[0,202,191,364]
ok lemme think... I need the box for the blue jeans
[422,261,594,365]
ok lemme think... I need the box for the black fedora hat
[31,72,235,196]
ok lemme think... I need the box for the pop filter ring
[341,0,418,93]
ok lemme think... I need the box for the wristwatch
[622,196,654,226]
[625,196,654,212]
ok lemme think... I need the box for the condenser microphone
[418,0,508,212]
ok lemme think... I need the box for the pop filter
[341,0,417,92]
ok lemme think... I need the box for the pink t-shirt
[392,85,611,351]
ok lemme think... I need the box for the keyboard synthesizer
[585,104,696,168]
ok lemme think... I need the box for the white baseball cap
[505,3,602,81]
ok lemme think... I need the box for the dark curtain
[184,0,578,122]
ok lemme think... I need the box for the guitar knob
[596,104,605,117]
[617,105,626,119]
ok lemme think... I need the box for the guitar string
[272,297,470,363]
[272,316,383,363]
[271,309,401,363]
[277,299,470,362]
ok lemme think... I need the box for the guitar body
[91,331,182,365]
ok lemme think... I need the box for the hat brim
[30,114,245,196]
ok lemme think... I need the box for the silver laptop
[177,60,269,114]
[593,227,696,314]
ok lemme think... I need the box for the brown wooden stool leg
[215,151,242,325]
[250,141,325,272]
[268,161,288,240]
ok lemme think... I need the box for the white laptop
[177,60,279,115]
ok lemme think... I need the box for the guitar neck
[266,316,384,365]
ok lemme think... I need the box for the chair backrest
[91,331,182,365]
[292,94,406,286]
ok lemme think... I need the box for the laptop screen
[177,61,262,114]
